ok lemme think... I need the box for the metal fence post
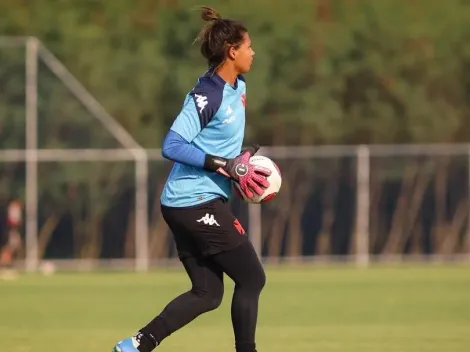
[25,37,39,273]
[355,145,370,267]
[248,204,262,259]
[135,152,149,272]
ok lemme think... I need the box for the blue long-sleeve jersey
[160,70,247,207]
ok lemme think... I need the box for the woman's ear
[228,46,237,61]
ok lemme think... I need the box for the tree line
[0,0,469,260]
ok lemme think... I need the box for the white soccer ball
[233,155,282,204]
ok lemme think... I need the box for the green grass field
[1,264,469,352]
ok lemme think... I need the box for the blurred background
[0,0,470,270]
[1,1,470,351]
[2,0,470,272]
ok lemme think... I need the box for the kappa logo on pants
[197,213,220,226]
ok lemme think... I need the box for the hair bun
[201,6,221,22]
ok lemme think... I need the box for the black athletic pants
[137,198,266,352]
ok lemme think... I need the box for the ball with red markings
[233,155,282,204]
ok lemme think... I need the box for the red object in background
[7,200,22,227]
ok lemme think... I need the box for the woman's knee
[250,265,266,292]
[192,281,224,311]
[237,264,266,294]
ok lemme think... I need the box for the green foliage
[0,46,25,149]
[2,0,470,258]
[2,0,470,146]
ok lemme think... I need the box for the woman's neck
[215,64,238,87]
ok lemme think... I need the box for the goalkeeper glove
[204,144,271,199]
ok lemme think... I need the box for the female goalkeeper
[112,6,270,352]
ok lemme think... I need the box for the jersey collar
[205,68,239,90]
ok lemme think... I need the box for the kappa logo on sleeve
[194,94,208,113]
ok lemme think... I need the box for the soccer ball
[233,155,282,204]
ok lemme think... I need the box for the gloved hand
[204,144,271,199]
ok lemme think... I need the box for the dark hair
[195,7,247,68]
